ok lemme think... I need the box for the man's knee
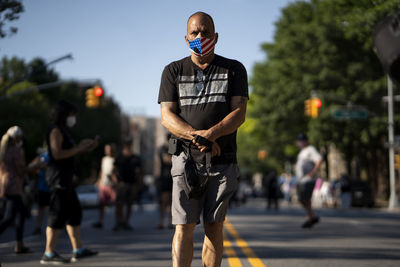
[175,223,196,234]
[204,222,223,237]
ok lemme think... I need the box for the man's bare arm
[192,96,247,144]
[160,102,196,140]
[308,158,323,178]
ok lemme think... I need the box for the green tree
[0,0,24,38]
[240,0,400,200]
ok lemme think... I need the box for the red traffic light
[94,87,103,97]
[313,98,322,108]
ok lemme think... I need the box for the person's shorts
[116,182,137,205]
[48,188,82,229]
[296,179,316,202]
[171,152,239,225]
[37,190,51,207]
[98,185,116,205]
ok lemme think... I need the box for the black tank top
[45,126,76,190]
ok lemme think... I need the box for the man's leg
[115,203,122,225]
[202,222,224,267]
[37,206,46,229]
[98,204,105,223]
[300,200,314,221]
[45,227,61,253]
[66,225,83,250]
[172,223,196,267]
[124,203,132,224]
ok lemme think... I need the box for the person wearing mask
[295,133,323,228]
[92,144,117,229]
[0,126,31,254]
[40,100,99,265]
[158,12,248,267]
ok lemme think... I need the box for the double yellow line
[223,218,266,267]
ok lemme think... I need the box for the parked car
[76,184,99,208]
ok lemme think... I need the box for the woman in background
[0,126,31,254]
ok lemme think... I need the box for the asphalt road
[1,198,399,267]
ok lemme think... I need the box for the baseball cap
[297,133,308,141]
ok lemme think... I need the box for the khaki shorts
[171,152,239,225]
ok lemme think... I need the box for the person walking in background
[113,138,143,231]
[156,137,173,230]
[158,11,248,267]
[92,144,117,229]
[0,126,31,254]
[295,133,323,228]
[263,170,280,210]
[28,146,51,235]
[40,100,99,265]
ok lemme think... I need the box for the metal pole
[388,76,398,210]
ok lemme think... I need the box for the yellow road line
[223,232,243,267]
[224,219,267,267]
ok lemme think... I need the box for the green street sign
[332,108,369,120]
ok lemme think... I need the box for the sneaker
[311,216,320,225]
[301,220,313,228]
[40,252,69,265]
[70,248,98,262]
[91,222,103,228]
[301,217,320,228]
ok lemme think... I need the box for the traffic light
[85,86,104,108]
[304,99,312,117]
[304,98,322,118]
[395,154,400,168]
[258,149,267,160]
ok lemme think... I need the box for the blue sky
[1,0,293,117]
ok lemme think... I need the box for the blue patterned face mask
[187,37,215,56]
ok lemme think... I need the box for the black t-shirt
[158,55,248,163]
[114,154,142,184]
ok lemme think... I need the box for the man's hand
[190,130,221,156]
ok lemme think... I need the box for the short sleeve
[308,146,322,162]
[230,61,249,98]
[158,64,179,104]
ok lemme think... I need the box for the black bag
[182,140,212,200]
[183,155,208,200]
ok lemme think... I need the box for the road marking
[224,218,266,267]
[223,232,243,267]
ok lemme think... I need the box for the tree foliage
[238,0,400,197]
[0,0,24,38]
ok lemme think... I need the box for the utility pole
[387,76,398,210]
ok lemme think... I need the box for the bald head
[187,11,215,33]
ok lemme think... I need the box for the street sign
[332,107,369,120]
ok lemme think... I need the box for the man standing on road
[158,11,248,267]
[295,133,323,228]
[113,138,143,231]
